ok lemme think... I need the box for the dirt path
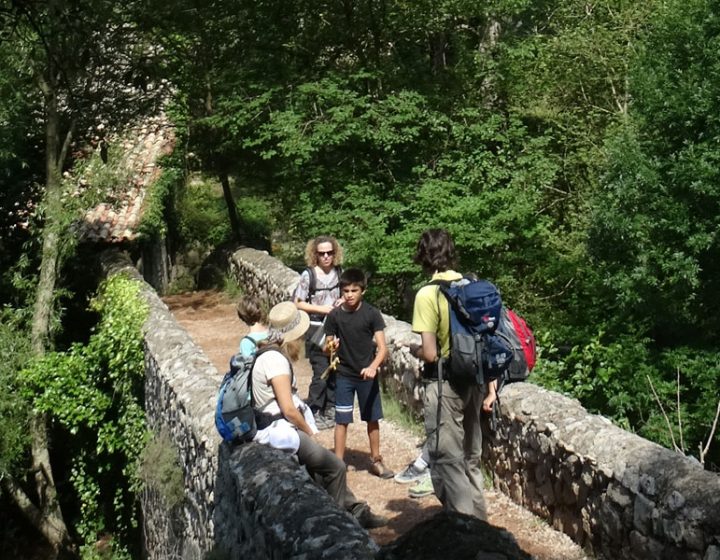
[164,290,589,559]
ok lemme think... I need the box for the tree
[0,0,164,552]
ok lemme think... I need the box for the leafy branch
[646,371,720,466]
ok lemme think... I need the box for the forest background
[1,0,719,558]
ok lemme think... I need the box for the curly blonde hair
[303,236,344,267]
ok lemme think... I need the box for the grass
[381,388,425,440]
[221,272,244,299]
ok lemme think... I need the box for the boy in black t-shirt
[324,268,394,479]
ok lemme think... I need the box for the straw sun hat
[267,302,310,342]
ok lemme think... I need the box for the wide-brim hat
[268,302,310,343]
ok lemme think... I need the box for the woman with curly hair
[293,235,345,430]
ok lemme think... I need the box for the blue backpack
[434,276,514,385]
[215,337,263,443]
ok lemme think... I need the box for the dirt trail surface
[164,291,589,559]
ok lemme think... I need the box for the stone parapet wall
[228,247,720,560]
[229,247,300,306]
[484,383,720,560]
[214,444,375,559]
[101,251,375,559]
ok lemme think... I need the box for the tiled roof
[79,115,175,243]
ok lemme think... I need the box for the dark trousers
[296,431,362,512]
[305,337,335,413]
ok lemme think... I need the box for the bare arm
[416,332,439,364]
[483,379,498,412]
[269,374,313,435]
[294,298,334,317]
[361,330,388,379]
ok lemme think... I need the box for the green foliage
[533,331,656,430]
[220,272,244,300]
[0,310,31,476]
[138,166,183,241]
[176,177,232,247]
[588,0,720,343]
[534,330,720,466]
[174,173,274,250]
[235,194,274,247]
[20,274,148,550]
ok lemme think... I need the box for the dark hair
[236,295,266,325]
[413,228,457,273]
[339,267,367,290]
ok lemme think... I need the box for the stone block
[538,432,552,454]
[534,462,548,485]
[629,529,647,559]
[665,490,685,511]
[600,500,625,545]
[633,494,655,535]
[537,480,555,505]
[607,482,633,509]
[577,478,589,507]
[377,512,533,560]
[639,473,657,498]
[560,478,577,506]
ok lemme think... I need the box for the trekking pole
[436,357,443,454]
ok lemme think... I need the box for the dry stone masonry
[484,383,720,560]
[101,250,375,559]
[95,247,720,559]
[227,247,720,560]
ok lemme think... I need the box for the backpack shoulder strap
[305,266,316,302]
[423,279,451,360]
[251,346,295,386]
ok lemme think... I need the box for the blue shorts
[334,375,383,424]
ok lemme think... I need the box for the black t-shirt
[324,302,386,378]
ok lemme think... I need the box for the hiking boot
[369,456,394,479]
[393,461,429,484]
[351,504,389,529]
[322,407,336,428]
[313,410,333,431]
[409,475,434,498]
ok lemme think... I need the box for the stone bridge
[102,247,720,560]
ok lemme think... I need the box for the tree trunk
[220,171,242,242]
[1,475,68,550]
[31,73,63,355]
[21,62,70,553]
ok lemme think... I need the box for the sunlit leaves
[20,274,148,547]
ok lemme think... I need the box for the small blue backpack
[215,337,263,443]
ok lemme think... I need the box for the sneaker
[369,457,394,479]
[322,407,336,428]
[351,504,389,529]
[393,461,430,484]
[313,411,334,431]
[408,475,434,498]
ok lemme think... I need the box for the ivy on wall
[21,274,148,557]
